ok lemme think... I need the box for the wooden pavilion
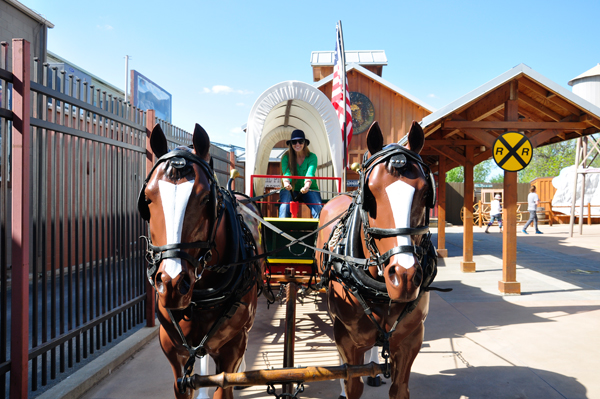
[418,63,600,294]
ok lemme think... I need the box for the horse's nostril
[179,274,192,295]
[155,272,165,294]
[388,266,400,287]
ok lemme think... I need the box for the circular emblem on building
[492,132,533,172]
[349,92,375,135]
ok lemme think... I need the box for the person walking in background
[522,185,543,234]
[485,194,503,233]
[279,129,323,218]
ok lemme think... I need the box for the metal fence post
[144,110,156,327]
[10,38,31,399]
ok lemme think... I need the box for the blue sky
[24,0,600,149]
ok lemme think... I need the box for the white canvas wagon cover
[244,80,342,196]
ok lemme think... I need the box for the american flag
[332,22,353,167]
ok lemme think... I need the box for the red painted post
[144,110,156,327]
[10,38,31,399]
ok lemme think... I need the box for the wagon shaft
[180,362,385,390]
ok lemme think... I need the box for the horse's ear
[192,123,211,161]
[366,121,384,155]
[405,121,424,154]
[150,124,169,158]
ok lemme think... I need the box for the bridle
[357,144,436,273]
[137,149,223,286]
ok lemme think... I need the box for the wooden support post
[436,156,448,257]
[283,268,297,394]
[144,110,156,327]
[10,38,31,399]
[461,146,476,272]
[499,93,521,294]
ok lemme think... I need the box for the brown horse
[316,121,438,399]
[138,123,265,399]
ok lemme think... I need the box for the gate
[0,39,239,398]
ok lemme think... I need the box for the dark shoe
[521,229,528,234]
[535,230,543,234]
[485,230,490,234]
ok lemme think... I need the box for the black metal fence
[0,39,243,398]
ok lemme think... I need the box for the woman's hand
[300,181,311,194]
[284,183,292,191]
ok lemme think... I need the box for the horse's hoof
[367,376,384,387]
[338,396,346,399]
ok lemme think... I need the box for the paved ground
[41,223,600,399]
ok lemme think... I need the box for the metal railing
[0,39,239,398]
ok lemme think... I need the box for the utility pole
[124,55,130,102]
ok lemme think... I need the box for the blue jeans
[488,214,503,229]
[279,189,323,218]
[523,210,538,231]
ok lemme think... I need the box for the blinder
[356,143,436,271]
[360,144,436,211]
[137,149,218,222]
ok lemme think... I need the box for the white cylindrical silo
[568,63,600,107]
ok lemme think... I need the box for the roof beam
[464,84,509,121]
[443,120,588,130]
[518,78,581,115]
[518,93,563,121]
[459,128,497,148]
[529,129,559,147]
[426,139,480,146]
[430,146,466,166]
[580,114,600,130]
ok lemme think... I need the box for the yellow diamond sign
[492,132,533,172]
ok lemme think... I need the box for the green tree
[518,140,575,183]
[446,166,464,182]
[445,160,492,183]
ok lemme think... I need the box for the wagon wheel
[480,204,491,224]
[516,203,524,222]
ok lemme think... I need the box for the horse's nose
[385,263,420,302]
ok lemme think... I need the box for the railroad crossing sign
[492,132,533,172]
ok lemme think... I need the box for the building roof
[568,63,600,86]
[421,63,600,132]
[413,63,600,172]
[314,62,435,113]
[310,50,388,66]
[6,0,54,28]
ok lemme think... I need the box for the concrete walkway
[41,223,600,399]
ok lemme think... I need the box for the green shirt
[281,152,319,191]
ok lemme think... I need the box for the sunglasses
[291,139,305,145]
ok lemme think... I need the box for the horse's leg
[387,322,424,399]
[211,330,248,399]
[366,348,384,386]
[333,319,369,399]
[159,326,196,399]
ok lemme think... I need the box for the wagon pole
[178,362,386,392]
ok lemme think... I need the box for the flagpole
[338,20,347,191]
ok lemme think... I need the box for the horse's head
[361,121,435,302]
[138,123,218,309]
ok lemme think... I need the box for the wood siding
[318,69,431,167]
